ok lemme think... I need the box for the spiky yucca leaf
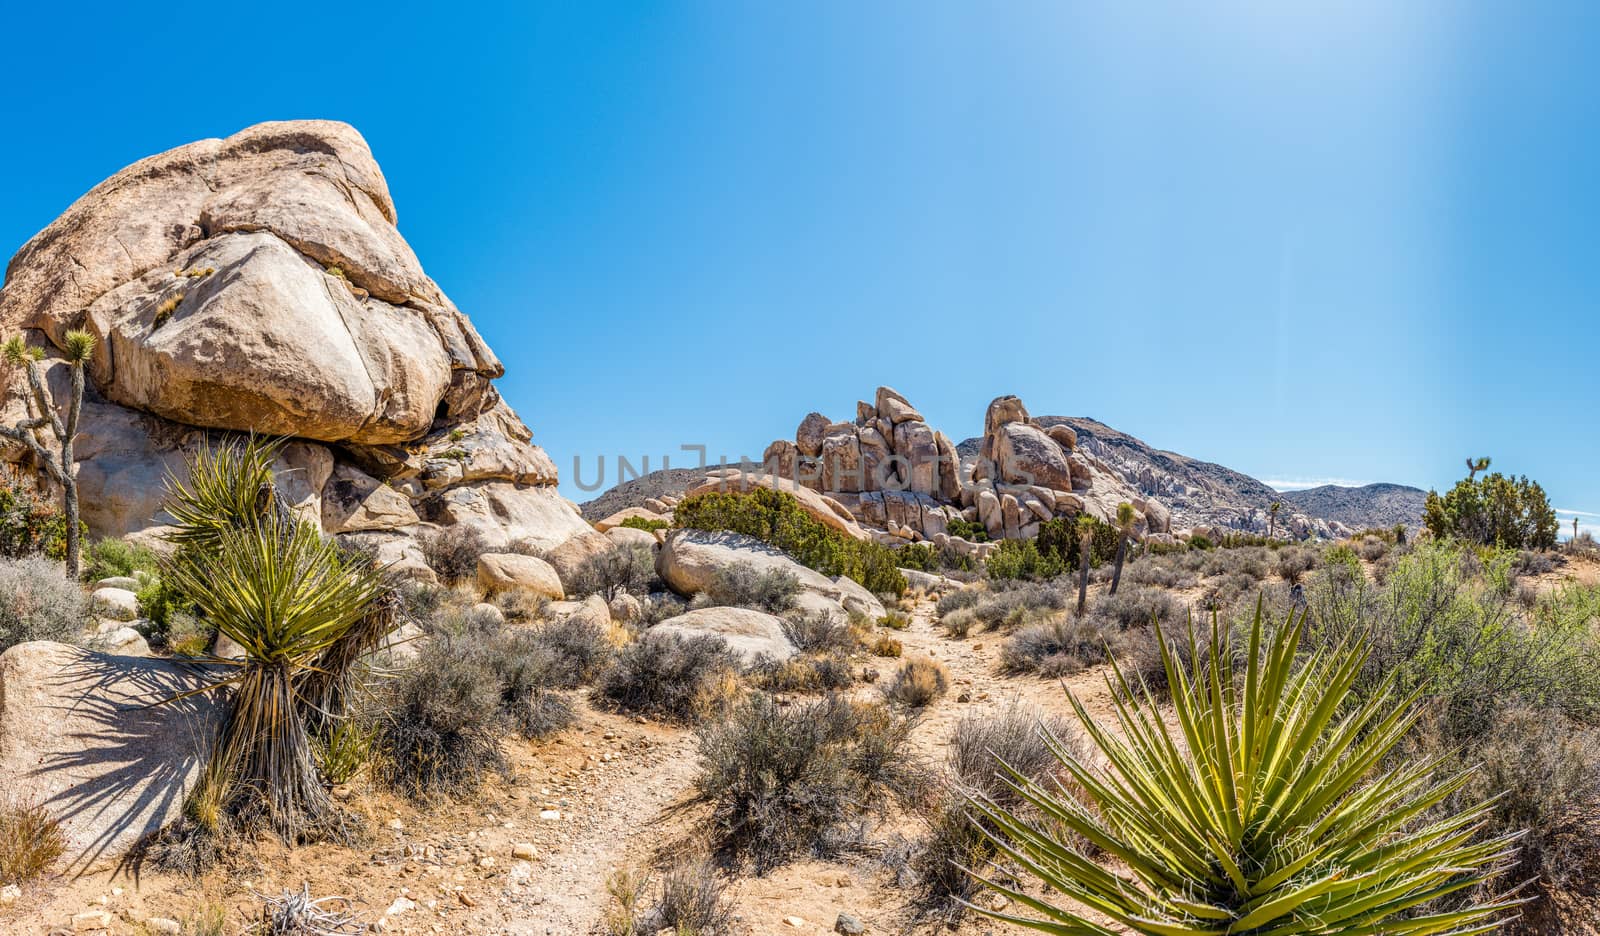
[162,435,286,553]
[962,602,1522,935]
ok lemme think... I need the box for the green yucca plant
[962,603,1523,935]
[158,436,391,845]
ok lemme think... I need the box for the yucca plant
[157,436,391,846]
[169,519,384,841]
[962,603,1523,935]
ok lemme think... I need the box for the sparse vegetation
[694,692,920,872]
[691,562,800,613]
[416,525,488,583]
[594,630,739,723]
[0,556,87,652]
[0,331,95,576]
[674,487,907,596]
[564,542,656,600]
[0,802,65,885]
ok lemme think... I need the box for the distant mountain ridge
[584,410,1427,537]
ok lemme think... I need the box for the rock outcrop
[0,121,589,557]
[652,607,795,666]
[0,642,222,866]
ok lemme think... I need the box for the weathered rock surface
[477,553,564,599]
[0,121,587,557]
[656,529,865,620]
[0,642,222,864]
[652,607,795,666]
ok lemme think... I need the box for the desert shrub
[377,625,576,797]
[0,473,73,562]
[1088,584,1178,631]
[635,593,687,628]
[780,609,856,654]
[489,586,549,624]
[0,802,64,884]
[1567,530,1599,558]
[914,703,1078,920]
[1274,545,1317,584]
[417,525,488,583]
[565,543,656,600]
[985,537,1064,581]
[692,563,800,613]
[528,614,614,687]
[1196,572,1255,612]
[694,692,919,872]
[163,611,212,657]
[870,634,902,657]
[945,517,989,542]
[674,488,906,595]
[935,587,982,617]
[1000,617,1114,676]
[618,515,670,532]
[941,580,1070,636]
[1355,535,1389,562]
[82,537,159,582]
[1512,548,1559,577]
[894,542,940,572]
[1037,515,1122,570]
[751,652,855,693]
[1423,470,1559,549]
[0,556,86,652]
[1124,556,1191,589]
[594,630,739,723]
[1188,533,1214,550]
[883,657,948,707]
[1452,706,1600,896]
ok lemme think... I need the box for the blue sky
[2,3,1597,534]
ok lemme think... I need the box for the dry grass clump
[882,656,948,707]
[750,652,854,693]
[593,630,740,723]
[0,802,64,885]
[870,634,903,657]
[603,855,736,936]
[694,693,921,873]
[416,525,488,584]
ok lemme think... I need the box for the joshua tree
[1267,500,1282,540]
[0,331,94,578]
[1466,456,1491,481]
[1576,517,1582,541]
[1074,515,1096,616]
[1109,501,1136,596]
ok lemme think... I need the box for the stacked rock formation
[0,121,590,575]
[753,387,1170,552]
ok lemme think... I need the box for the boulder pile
[0,121,591,574]
[747,387,1170,552]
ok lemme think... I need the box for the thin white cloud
[1555,507,1600,517]
[1264,477,1375,492]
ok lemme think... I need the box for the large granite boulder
[651,607,795,666]
[0,642,222,866]
[0,121,587,557]
[656,529,863,620]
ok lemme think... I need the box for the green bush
[82,537,160,582]
[1036,515,1120,570]
[985,538,1064,581]
[944,517,989,542]
[0,474,75,562]
[1423,471,1558,549]
[674,488,906,596]
[894,542,940,572]
[618,515,670,532]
